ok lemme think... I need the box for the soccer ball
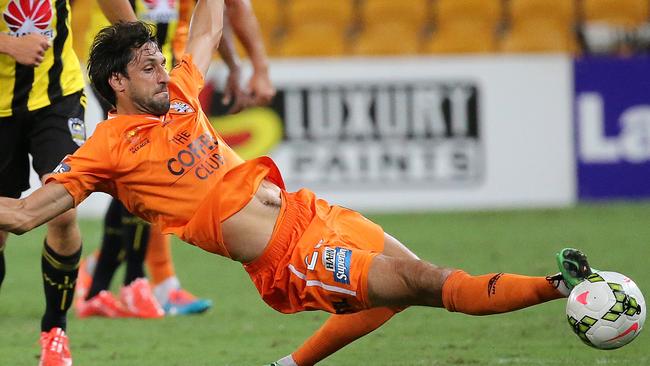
[566,271,645,349]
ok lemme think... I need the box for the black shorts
[0,91,86,198]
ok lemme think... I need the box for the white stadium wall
[28,55,576,217]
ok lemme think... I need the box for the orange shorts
[243,189,385,314]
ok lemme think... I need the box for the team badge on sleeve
[52,156,71,174]
[67,118,86,146]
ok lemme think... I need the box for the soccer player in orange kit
[0,1,595,364]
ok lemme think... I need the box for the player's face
[126,42,170,116]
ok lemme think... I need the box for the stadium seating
[423,22,497,54]
[251,0,282,32]
[246,0,282,56]
[352,21,420,56]
[72,0,650,58]
[424,0,501,54]
[582,0,650,28]
[436,0,502,31]
[509,0,575,29]
[360,0,430,28]
[500,19,578,53]
[285,0,355,29]
[276,23,347,57]
[501,0,577,53]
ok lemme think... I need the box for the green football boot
[556,247,594,290]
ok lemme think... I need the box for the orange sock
[442,270,562,315]
[292,307,399,366]
[145,226,175,286]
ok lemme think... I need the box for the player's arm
[0,33,50,66]
[217,16,239,72]
[0,183,74,235]
[173,0,194,62]
[217,15,249,113]
[186,0,226,78]
[225,0,275,105]
[96,0,138,23]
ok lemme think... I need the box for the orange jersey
[46,54,284,257]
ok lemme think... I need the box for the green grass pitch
[1,202,649,365]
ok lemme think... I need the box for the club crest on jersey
[170,100,194,114]
[67,118,86,146]
[124,127,141,142]
[124,127,150,153]
[2,0,54,38]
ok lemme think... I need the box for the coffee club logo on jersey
[2,0,54,38]
[166,131,224,180]
[273,81,483,188]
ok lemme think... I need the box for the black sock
[41,242,81,332]
[122,213,150,285]
[86,199,125,300]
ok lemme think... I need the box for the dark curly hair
[87,21,158,106]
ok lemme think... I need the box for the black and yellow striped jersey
[86,0,182,72]
[0,0,84,117]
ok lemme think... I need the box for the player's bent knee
[368,255,454,308]
[396,258,454,307]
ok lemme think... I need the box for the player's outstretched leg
[269,240,595,365]
[367,248,595,315]
[270,234,415,366]
[273,308,399,366]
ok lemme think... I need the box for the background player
[0,0,137,364]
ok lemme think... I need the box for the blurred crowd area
[72,0,650,59]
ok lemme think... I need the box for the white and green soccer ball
[566,271,645,349]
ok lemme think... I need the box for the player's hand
[8,33,50,67]
[222,66,250,114]
[247,70,276,106]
